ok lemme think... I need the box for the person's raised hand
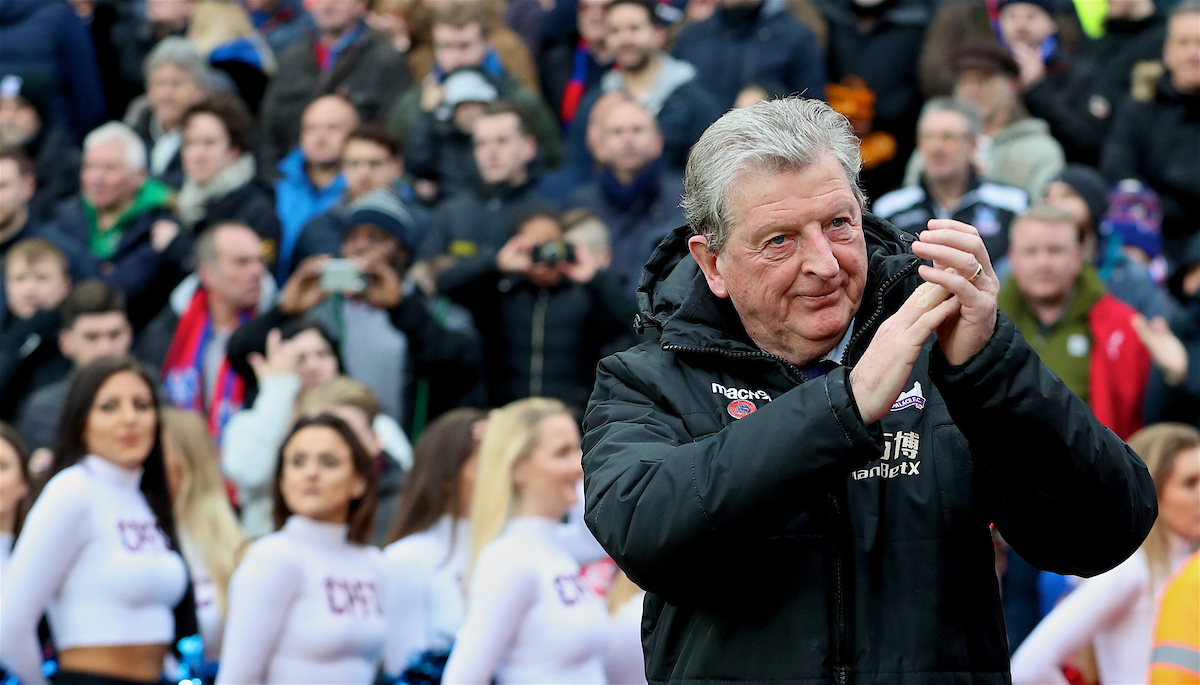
[150,220,181,252]
[359,258,404,309]
[1132,314,1189,386]
[420,73,445,112]
[279,255,330,316]
[560,241,599,284]
[1011,42,1047,90]
[247,328,299,382]
[496,234,536,275]
[910,219,1000,367]
[849,280,961,424]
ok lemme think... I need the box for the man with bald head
[274,95,359,281]
[564,97,683,291]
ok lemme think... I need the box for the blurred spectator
[129,38,213,190]
[1149,551,1200,684]
[435,211,635,408]
[404,0,541,94]
[918,0,1086,98]
[0,0,106,143]
[999,205,1151,439]
[389,2,561,198]
[290,124,427,273]
[817,0,932,195]
[539,0,612,127]
[564,98,684,292]
[247,0,314,55]
[367,0,416,53]
[1045,165,1175,320]
[177,93,281,260]
[672,0,825,110]
[0,239,72,419]
[1011,423,1200,685]
[54,122,184,328]
[873,97,1028,261]
[1085,0,1168,110]
[274,95,358,282]
[412,102,551,291]
[187,0,278,113]
[568,0,721,172]
[69,0,131,121]
[236,189,483,432]
[906,40,1064,199]
[0,73,82,222]
[160,407,247,665]
[137,222,275,442]
[16,282,132,453]
[113,0,197,102]
[539,89,624,198]
[257,0,411,176]
[0,422,30,572]
[1100,1,1200,264]
[1143,232,1200,428]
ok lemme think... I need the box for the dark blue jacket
[0,0,106,141]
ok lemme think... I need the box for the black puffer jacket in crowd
[581,216,1158,684]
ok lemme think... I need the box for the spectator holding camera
[436,210,634,409]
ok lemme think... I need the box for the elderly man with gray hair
[580,97,1157,684]
[127,37,212,189]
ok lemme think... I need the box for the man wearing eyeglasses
[874,97,1029,262]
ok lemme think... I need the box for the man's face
[60,312,132,367]
[4,257,70,320]
[308,0,366,34]
[81,141,145,213]
[0,160,34,228]
[0,98,40,147]
[578,0,612,46]
[182,112,239,187]
[917,110,975,183]
[688,154,868,365]
[147,62,206,132]
[300,97,359,167]
[342,139,401,201]
[1165,11,1200,94]
[1043,181,1092,228]
[998,2,1056,50]
[602,101,662,178]
[954,70,1017,124]
[605,4,660,72]
[586,92,626,164]
[433,23,488,74]
[1008,218,1082,306]
[146,0,194,26]
[201,227,264,311]
[473,113,535,186]
[342,223,402,267]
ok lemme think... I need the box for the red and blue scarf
[560,39,592,126]
[161,288,252,441]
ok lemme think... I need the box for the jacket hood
[0,0,43,24]
[634,213,920,357]
[995,116,1053,144]
[168,272,279,316]
[600,54,697,117]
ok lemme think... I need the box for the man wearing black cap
[0,73,81,223]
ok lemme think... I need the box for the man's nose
[800,233,840,279]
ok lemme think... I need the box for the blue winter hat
[1100,179,1163,259]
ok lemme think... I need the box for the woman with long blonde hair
[161,409,247,663]
[1012,422,1200,685]
[442,398,610,684]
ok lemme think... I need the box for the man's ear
[687,234,727,299]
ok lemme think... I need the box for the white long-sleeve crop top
[605,592,647,685]
[381,514,470,674]
[0,455,189,684]
[442,516,611,685]
[216,515,385,685]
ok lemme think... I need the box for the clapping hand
[247,329,299,382]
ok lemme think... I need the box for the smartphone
[319,259,366,293]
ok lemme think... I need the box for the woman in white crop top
[1012,423,1200,685]
[381,408,487,677]
[0,423,31,574]
[217,413,385,685]
[161,409,247,666]
[0,357,195,685]
[442,398,611,685]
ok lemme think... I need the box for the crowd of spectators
[0,0,1198,682]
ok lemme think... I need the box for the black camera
[530,240,576,266]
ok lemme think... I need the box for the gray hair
[194,221,255,267]
[83,122,147,172]
[143,37,213,90]
[919,97,981,138]
[682,98,866,254]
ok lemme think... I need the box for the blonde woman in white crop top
[0,358,194,685]
[217,413,386,685]
[443,398,610,685]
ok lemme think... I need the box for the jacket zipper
[830,491,849,685]
[529,289,549,397]
[846,258,921,353]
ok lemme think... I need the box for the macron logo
[890,381,926,412]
